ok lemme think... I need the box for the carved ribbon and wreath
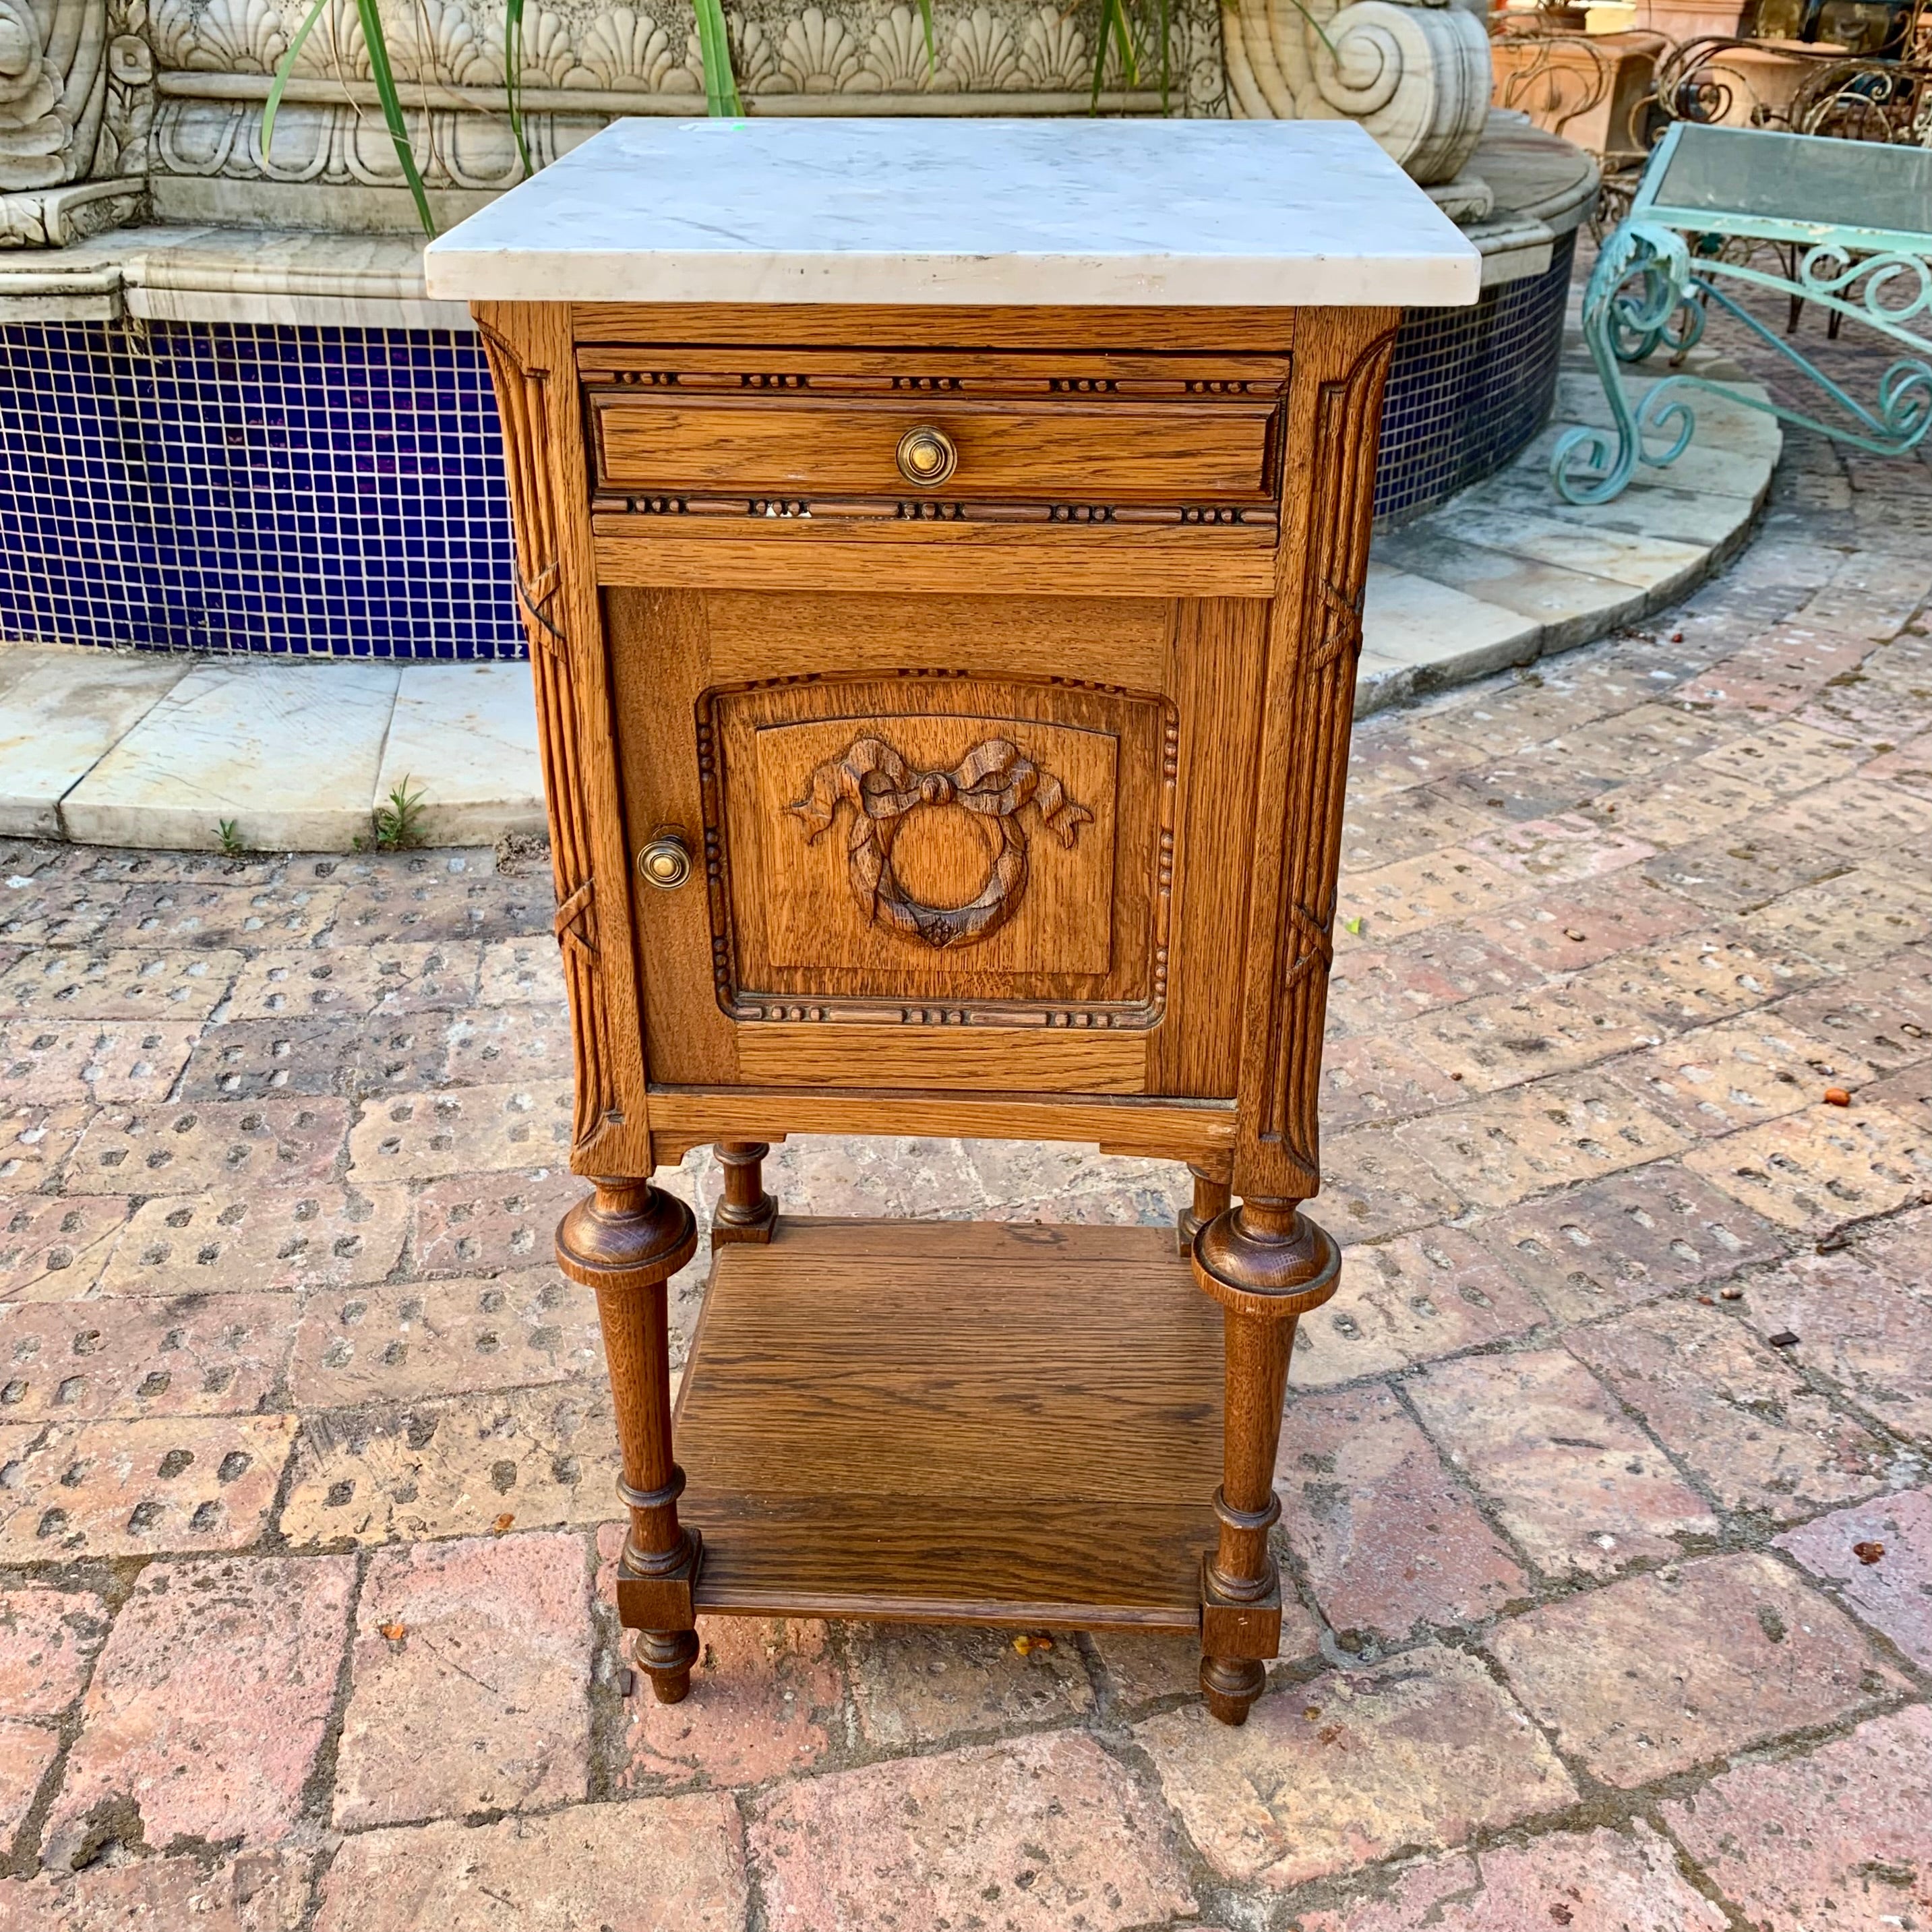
[787,735,1091,949]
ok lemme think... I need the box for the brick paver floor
[5,417,1932,1927]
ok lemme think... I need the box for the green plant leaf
[504,0,533,177]
[692,0,744,115]
[1090,0,1139,106]
[1291,0,1337,59]
[371,776,428,851]
[262,0,332,164]
[354,0,436,236]
[1112,0,1140,86]
[916,0,935,76]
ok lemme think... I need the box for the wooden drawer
[580,347,1288,518]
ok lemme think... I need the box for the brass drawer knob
[637,831,692,890]
[897,425,957,489]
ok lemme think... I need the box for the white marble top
[423,118,1480,309]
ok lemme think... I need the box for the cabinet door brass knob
[637,831,692,890]
[896,425,958,489]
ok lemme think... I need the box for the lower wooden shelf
[674,1216,1224,1631]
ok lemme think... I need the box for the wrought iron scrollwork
[1553,217,1932,506]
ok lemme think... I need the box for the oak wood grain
[576,345,1294,386]
[606,587,735,1087]
[675,1218,1221,1627]
[592,394,1276,504]
[1231,306,1398,1203]
[733,1027,1150,1094]
[688,1495,1213,1629]
[710,671,1165,1020]
[568,303,1299,351]
[473,302,655,1175]
[644,1087,1238,1168]
[592,523,1278,599]
[1149,595,1269,1100]
[700,590,1172,692]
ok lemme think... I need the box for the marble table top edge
[429,253,1482,307]
[425,117,1482,309]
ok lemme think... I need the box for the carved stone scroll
[0,0,147,245]
[1222,0,1490,186]
[788,732,1091,950]
[477,315,623,1158]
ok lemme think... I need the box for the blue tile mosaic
[0,254,1572,659]
[1376,231,1576,522]
[0,321,522,659]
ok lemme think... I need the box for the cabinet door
[608,587,1267,1101]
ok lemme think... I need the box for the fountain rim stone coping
[0,119,1594,330]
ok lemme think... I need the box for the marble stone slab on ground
[0,651,191,839]
[1553,368,1785,463]
[375,665,546,849]
[1418,500,1712,597]
[1482,470,1765,551]
[1360,567,1542,694]
[1370,529,1648,652]
[61,662,400,852]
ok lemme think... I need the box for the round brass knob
[896,425,958,489]
[637,831,692,891]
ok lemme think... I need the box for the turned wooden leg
[1176,1164,1233,1258]
[1191,1197,1341,1726]
[711,1140,777,1248]
[555,1177,701,1703]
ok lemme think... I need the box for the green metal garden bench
[1552,121,1932,505]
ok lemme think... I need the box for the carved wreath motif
[787,734,1091,949]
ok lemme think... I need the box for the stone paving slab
[311,1797,748,1932]
[40,1554,355,1866]
[60,662,400,854]
[0,1850,317,1932]
[1137,1646,1577,1891]
[0,655,192,841]
[0,1414,296,1561]
[1298,1821,1729,1932]
[1660,1705,1932,1932]
[1778,1487,1932,1670]
[373,665,549,851]
[752,1733,1196,1932]
[1491,1551,1910,1789]
[333,1531,592,1828]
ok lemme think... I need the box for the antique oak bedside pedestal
[425,119,1477,1726]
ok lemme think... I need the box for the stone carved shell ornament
[146,0,1218,91]
[144,0,1233,218]
[7,0,1488,239]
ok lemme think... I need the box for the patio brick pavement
[3,430,1932,1926]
